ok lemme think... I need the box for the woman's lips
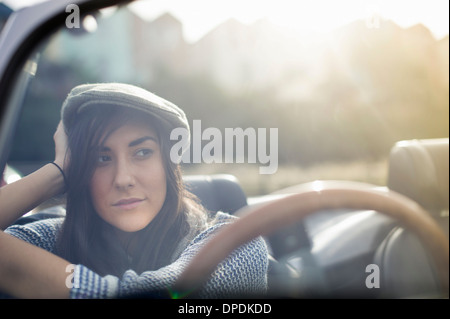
[113,198,144,210]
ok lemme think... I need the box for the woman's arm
[0,122,68,230]
[0,212,267,299]
[0,164,65,229]
[0,230,70,298]
[0,121,71,298]
[69,217,268,298]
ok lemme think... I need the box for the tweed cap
[61,83,190,145]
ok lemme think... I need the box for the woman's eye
[135,149,153,158]
[97,155,111,164]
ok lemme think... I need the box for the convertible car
[0,0,448,300]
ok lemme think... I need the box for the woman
[0,83,268,298]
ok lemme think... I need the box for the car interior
[0,0,448,299]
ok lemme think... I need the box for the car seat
[374,138,449,298]
[183,174,247,215]
[387,138,449,221]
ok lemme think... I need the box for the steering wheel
[173,181,449,297]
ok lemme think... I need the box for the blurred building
[46,7,186,86]
[0,3,13,33]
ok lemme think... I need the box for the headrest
[183,174,247,214]
[388,138,449,216]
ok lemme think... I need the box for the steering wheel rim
[173,181,449,297]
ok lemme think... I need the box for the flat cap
[61,83,190,142]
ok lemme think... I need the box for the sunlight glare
[131,0,448,42]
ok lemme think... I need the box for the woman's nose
[113,159,135,190]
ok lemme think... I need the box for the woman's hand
[53,121,69,172]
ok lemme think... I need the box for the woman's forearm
[0,230,70,298]
[0,163,65,230]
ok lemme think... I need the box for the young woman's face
[89,122,167,232]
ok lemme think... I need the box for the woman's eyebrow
[128,136,158,147]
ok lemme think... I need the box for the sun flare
[130,0,448,42]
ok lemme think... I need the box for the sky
[3,0,449,42]
[131,0,450,42]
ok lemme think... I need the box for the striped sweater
[4,212,268,298]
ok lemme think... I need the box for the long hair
[56,105,207,276]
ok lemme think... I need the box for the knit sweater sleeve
[71,216,269,298]
[4,217,63,253]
